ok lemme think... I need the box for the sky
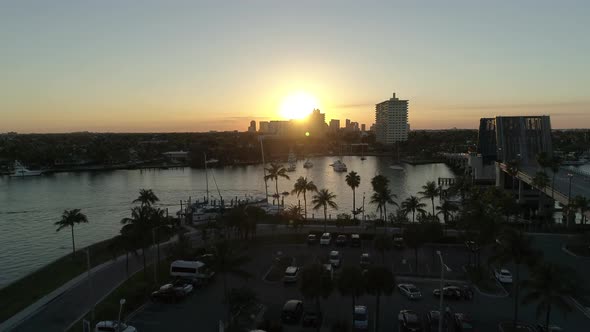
[1,0,589,133]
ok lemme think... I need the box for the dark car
[302,310,323,328]
[398,310,423,332]
[426,310,448,332]
[433,286,463,300]
[336,234,347,247]
[453,313,475,332]
[151,284,185,303]
[351,234,361,247]
[281,300,303,324]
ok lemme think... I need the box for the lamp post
[117,298,126,332]
[437,251,452,332]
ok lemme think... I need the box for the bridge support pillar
[495,163,504,187]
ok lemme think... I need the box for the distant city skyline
[1,1,589,133]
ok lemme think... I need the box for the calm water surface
[0,156,454,287]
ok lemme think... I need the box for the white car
[95,321,137,332]
[329,251,341,267]
[353,305,369,330]
[284,266,300,283]
[320,233,332,246]
[397,283,422,299]
[495,268,513,283]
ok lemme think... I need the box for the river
[0,156,455,288]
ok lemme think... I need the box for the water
[0,156,454,287]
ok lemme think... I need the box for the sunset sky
[1,1,589,133]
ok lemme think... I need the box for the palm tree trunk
[304,192,307,219]
[71,225,76,256]
[275,180,279,198]
[383,204,387,229]
[352,188,356,219]
[431,198,435,217]
[412,210,415,223]
[142,247,147,281]
[513,264,520,326]
[125,252,129,277]
[415,248,418,275]
[375,293,381,332]
[324,206,327,232]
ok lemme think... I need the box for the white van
[170,260,215,285]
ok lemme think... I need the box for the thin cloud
[436,101,590,111]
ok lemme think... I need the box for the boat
[287,149,297,172]
[332,160,347,172]
[10,161,42,177]
[303,159,313,168]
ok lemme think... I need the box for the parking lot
[128,234,589,332]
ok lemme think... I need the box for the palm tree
[573,196,589,224]
[300,263,333,324]
[312,189,338,232]
[55,209,89,256]
[521,263,577,331]
[133,189,159,207]
[371,175,389,193]
[338,266,365,327]
[489,228,540,327]
[370,189,397,224]
[121,205,154,279]
[291,176,318,219]
[345,171,361,219]
[419,181,439,217]
[401,196,427,223]
[436,200,458,225]
[212,240,252,318]
[364,265,395,332]
[264,163,290,198]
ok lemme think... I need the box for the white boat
[303,159,313,168]
[332,160,347,172]
[10,161,42,177]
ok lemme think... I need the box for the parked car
[284,266,300,283]
[535,324,563,332]
[95,321,137,332]
[320,233,332,246]
[151,283,191,302]
[302,309,323,328]
[393,236,404,248]
[452,313,475,331]
[398,310,423,332]
[351,233,361,247]
[323,263,334,280]
[353,305,369,330]
[360,253,371,268]
[494,268,513,283]
[307,234,317,245]
[426,310,448,332]
[171,279,194,295]
[336,234,347,246]
[329,250,341,267]
[433,286,463,300]
[281,300,303,324]
[398,283,422,300]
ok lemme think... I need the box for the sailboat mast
[260,137,269,203]
[204,152,209,203]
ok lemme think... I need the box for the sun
[279,92,319,120]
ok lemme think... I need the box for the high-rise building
[375,92,409,144]
[308,109,327,135]
[361,124,366,132]
[259,121,269,133]
[248,120,256,133]
[345,119,351,130]
[477,116,553,165]
[329,119,340,132]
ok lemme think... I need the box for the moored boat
[10,161,43,177]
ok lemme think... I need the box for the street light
[436,251,452,332]
[117,298,126,332]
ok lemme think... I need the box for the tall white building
[375,92,409,144]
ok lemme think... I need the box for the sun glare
[279,92,319,120]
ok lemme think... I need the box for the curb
[561,244,590,259]
[569,296,590,319]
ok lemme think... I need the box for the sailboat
[287,149,297,172]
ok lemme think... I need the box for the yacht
[10,161,42,177]
[303,159,313,168]
[332,160,348,172]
